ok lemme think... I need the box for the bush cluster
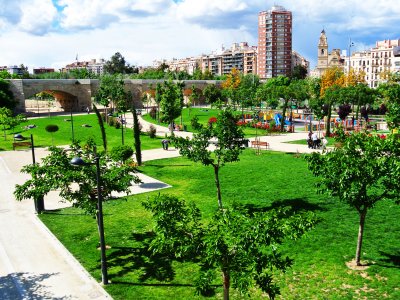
[149,107,157,119]
[147,124,157,138]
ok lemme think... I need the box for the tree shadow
[143,164,192,169]
[107,231,176,282]
[235,198,325,215]
[377,251,400,268]
[0,272,72,300]
[138,182,169,189]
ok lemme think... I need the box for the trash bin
[242,139,249,147]
[183,125,187,131]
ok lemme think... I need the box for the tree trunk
[214,165,223,209]
[157,103,160,124]
[281,99,289,132]
[355,209,367,266]
[325,101,332,137]
[223,270,230,300]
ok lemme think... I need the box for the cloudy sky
[1,0,399,72]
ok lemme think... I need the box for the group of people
[307,131,328,150]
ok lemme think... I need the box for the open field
[39,150,400,299]
[0,114,164,151]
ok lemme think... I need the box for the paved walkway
[0,114,323,299]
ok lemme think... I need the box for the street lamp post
[348,38,354,74]
[30,134,45,213]
[70,107,75,143]
[70,155,108,285]
[121,113,125,145]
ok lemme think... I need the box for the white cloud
[18,0,57,35]
[1,0,400,71]
[176,0,253,29]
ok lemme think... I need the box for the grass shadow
[235,198,325,215]
[142,164,192,169]
[106,231,176,282]
[377,251,400,268]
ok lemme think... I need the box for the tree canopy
[306,130,400,265]
[173,108,244,209]
[143,194,316,300]
[0,79,16,109]
[14,142,140,215]
[104,52,138,75]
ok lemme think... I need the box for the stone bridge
[8,79,221,113]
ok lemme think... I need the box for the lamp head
[70,157,87,166]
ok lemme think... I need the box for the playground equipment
[274,113,290,126]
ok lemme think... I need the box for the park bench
[12,141,32,150]
[250,140,270,149]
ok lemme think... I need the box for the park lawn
[0,114,164,151]
[38,150,400,299]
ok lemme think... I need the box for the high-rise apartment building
[257,5,292,79]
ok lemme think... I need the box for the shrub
[114,121,121,129]
[208,117,217,125]
[191,116,202,131]
[108,116,115,127]
[109,145,134,162]
[147,124,157,138]
[45,124,59,133]
[149,107,157,119]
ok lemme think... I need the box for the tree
[0,107,25,140]
[104,52,137,75]
[155,83,162,124]
[0,79,16,109]
[132,105,142,166]
[291,65,308,80]
[342,84,376,120]
[95,74,126,117]
[187,85,200,116]
[173,108,244,209]
[92,104,107,152]
[377,83,400,130]
[203,84,224,106]
[236,73,260,110]
[306,130,400,265]
[221,68,241,108]
[255,76,292,132]
[69,68,98,79]
[337,103,352,121]
[320,67,345,136]
[14,141,140,216]
[159,80,183,135]
[143,194,316,300]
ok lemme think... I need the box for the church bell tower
[317,30,328,71]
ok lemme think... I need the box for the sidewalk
[0,149,112,300]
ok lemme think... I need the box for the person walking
[311,132,318,149]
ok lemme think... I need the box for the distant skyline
[1,0,399,72]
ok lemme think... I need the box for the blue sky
[0,0,399,72]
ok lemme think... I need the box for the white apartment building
[155,41,308,78]
[62,58,106,76]
[343,39,400,87]
[168,57,200,75]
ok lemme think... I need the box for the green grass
[0,114,165,151]
[39,150,400,299]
